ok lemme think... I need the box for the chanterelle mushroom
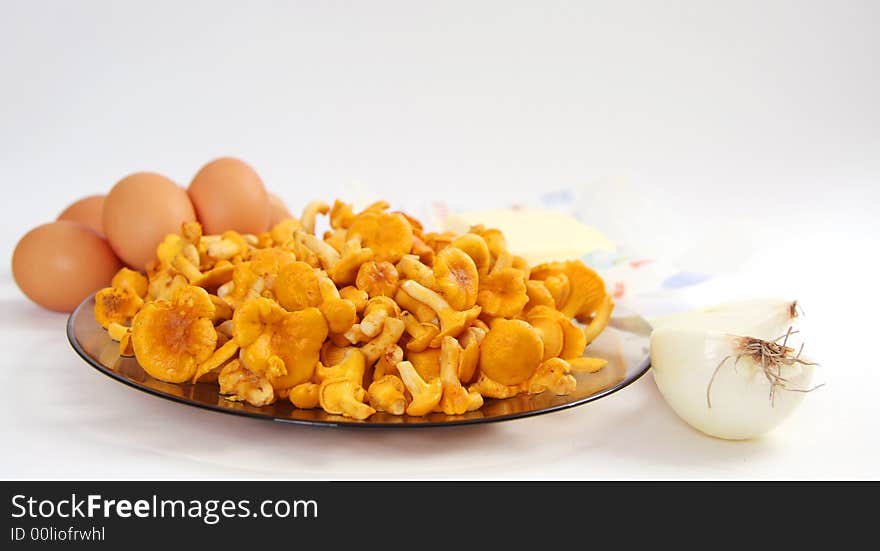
[274,261,322,312]
[582,294,614,346]
[295,230,340,270]
[438,336,483,415]
[402,311,439,353]
[360,316,405,365]
[318,379,375,420]
[295,230,374,287]
[526,357,577,395]
[192,339,240,383]
[205,231,250,262]
[526,306,565,360]
[449,233,491,276]
[355,260,399,298]
[399,280,481,347]
[316,274,358,334]
[289,382,320,409]
[328,199,354,229]
[477,267,528,318]
[218,359,275,407]
[300,200,330,235]
[156,233,201,271]
[478,318,543,386]
[404,348,441,381]
[192,261,235,294]
[320,340,351,367]
[131,285,218,383]
[395,360,442,416]
[233,297,328,390]
[524,280,556,312]
[457,326,486,384]
[422,231,456,253]
[524,305,586,361]
[567,356,608,373]
[147,265,188,301]
[312,349,373,419]
[368,375,406,415]
[371,345,404,380]
[394,288,437,323]
[221,248,296,309]
[315,348,367,386]
[468,225,507,261]
[111,267,148,298]
[410,234,435,266]
[94,286,144,329]
[396,255,436,289]
[359,296,401,338]
[338,286,369,313]
[469,372,521,399]
[328,237,374,286]
[531,260,608,319]
[433,246,479,310]
[347,211,413,263]
[269,218,301,246]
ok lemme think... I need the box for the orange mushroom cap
[433,246,479,311]
[94,286,144,329]
[111,267,148,298]
[355,260,400,298]
[478,318,543,386]
[347,211,414,263]
[131,285,218,383]
[233,297,328,389]
[477,267,528,318]
[275,261,322,312]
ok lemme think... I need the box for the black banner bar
[1,481,871,547]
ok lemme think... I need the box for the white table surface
[1,1,878,480]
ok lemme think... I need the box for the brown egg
[58,195,105,235]
[188,157,270,234]
[12,221,123,312]
[268,193,292,227]
[104,172,196,269]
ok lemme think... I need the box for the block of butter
[443,208,616,266]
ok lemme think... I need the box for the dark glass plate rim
[67,295,651,429]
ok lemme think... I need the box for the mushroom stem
[173,254,204,283]
[360,317,406,364]
[300,201,330,235]
[107,322,129,342]
[207,237,242,260]
[567,356,608,373]
[400,280,449,315]
[401,280,479,345]
[402,311,439,352]
[317,274,341,301]
[397,255,436,288]
[296,231,340,269]
[582,295,614,345]
[360,297,399,337]
[438,336,483,414]
[395,360,443,416]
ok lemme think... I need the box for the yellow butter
[443,208,615,266]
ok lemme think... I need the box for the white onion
[650,299,819,440]
[651,298,799,341]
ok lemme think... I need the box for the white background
[1,1,877,479]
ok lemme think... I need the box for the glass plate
[67,295,651,428]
